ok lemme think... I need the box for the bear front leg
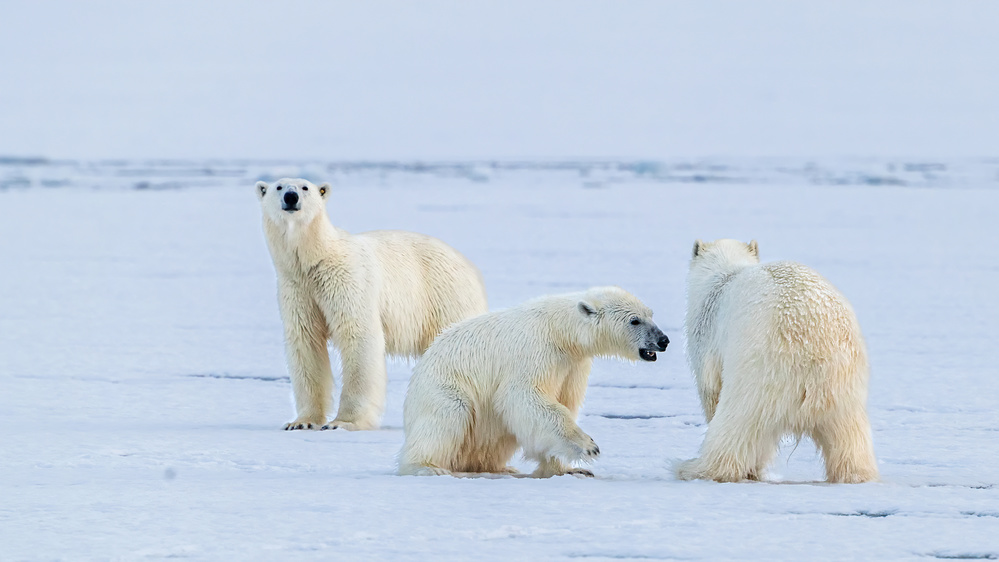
[499,385,600,467]
[326,325,387,431]
[281,302,334,430]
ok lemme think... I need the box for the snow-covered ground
[1,160,997,559]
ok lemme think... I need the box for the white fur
[676,239,878,483]
[257,178,488,431]
[398,286,669,477]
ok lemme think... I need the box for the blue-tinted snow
[1,164,997,559]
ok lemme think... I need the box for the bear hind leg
[675,385,782,482]
[399,394,474,476]
[459,431,519,475]
[811,408,879,484]
[695,356,723,423]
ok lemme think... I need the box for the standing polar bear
[399,286,670,477]
[677,239,878,483]
[257,178,488,431]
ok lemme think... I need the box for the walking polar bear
[398,286,670,477]
[676,239,878,483]
[257,178,488,431]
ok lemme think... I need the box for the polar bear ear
[318,183,331,198]
[578,300,597,317]
[692,240,703,258]
[255,181,268,199]
[747,240,759,257]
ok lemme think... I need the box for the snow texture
[1,159,998,560]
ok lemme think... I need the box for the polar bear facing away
[257,178,488,431]
[398,287,670,477]
[676,239,878,483]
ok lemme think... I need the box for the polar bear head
[575,286,669,362]
[256,178,331,227]
[687,239,760,298]
[690,239,760,271]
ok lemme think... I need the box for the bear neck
[264,212,345,275]
[688,257,748,298]
[685,262,746,339]
[544,298,603,360]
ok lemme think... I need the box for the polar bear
[398,286,670,477]
[257,178,488,431]
[676,239,878,483]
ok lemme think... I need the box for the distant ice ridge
[1,157,998,191]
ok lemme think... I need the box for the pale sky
[2,0,998,160]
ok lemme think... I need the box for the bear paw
[283,419,324,431]
[673,458,701,481]
[412,466,452,476]
[566,431,600,460]
[826,468,879,484]
[531,459,592,478]
[673,457,749,482]
[320,419,377,431]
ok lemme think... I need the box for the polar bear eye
[630,317,641,326]
[302,186,308,191]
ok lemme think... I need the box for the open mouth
[639,349,657,362]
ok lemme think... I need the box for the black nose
[283,191,299,206]
[657,335,670,349]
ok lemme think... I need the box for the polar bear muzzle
[282,190,300,212]
[638,327,669,362]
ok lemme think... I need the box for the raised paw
[568,431,600,460]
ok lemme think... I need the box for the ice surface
[1,160,997,559]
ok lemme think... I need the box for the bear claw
[324,420,365,431]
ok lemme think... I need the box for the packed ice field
[1,158,998,560]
